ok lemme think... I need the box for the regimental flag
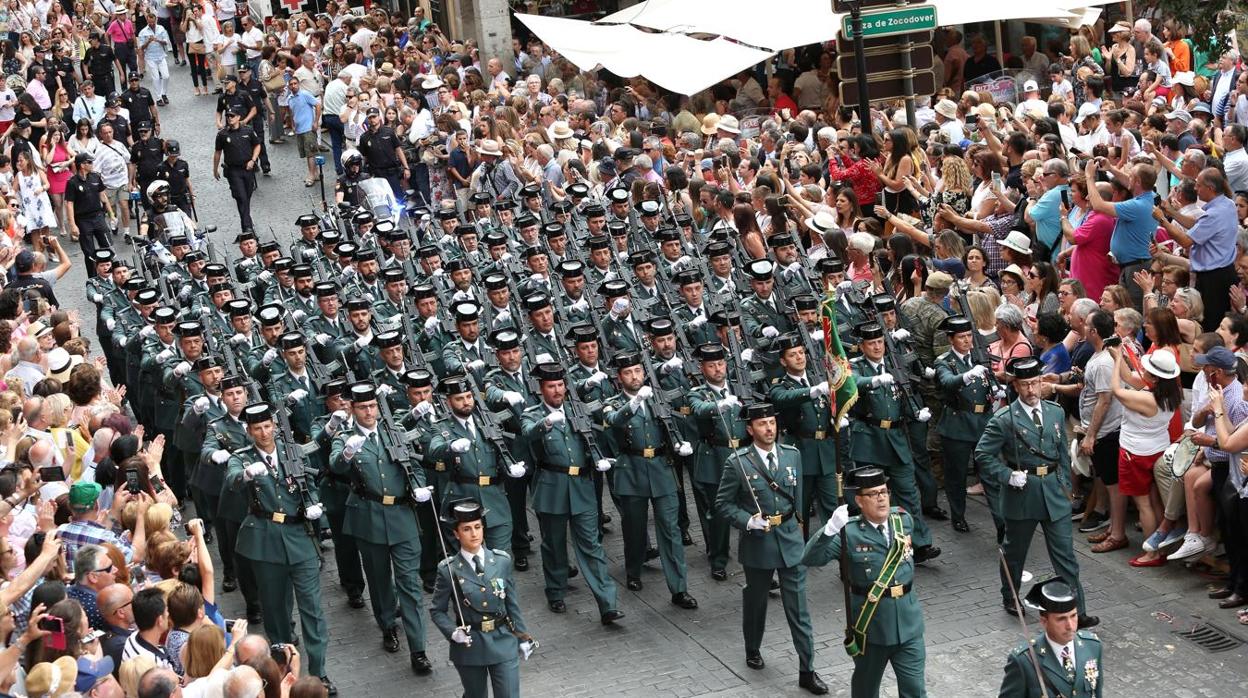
[819,286,857,429]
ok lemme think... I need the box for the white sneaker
[1170,532,1207,560]
[1021,569,1034,584]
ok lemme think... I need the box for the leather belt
[792,429,829,440]
[424,461,447,473]
[359,491,414,506]
[763,511,795,527]
[955,403,987,414]
[705,437,743,449]
[863,418,896,429]
[453,474,499,486]
[472,615,511,633]
[1023,464,1055,477]
[540,463,590,477]
[250,508,305,524]
[851,581,912,598]
[625,446,662,458]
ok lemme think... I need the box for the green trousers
[851,636,927,698]
[742,565,814,672]
[319,483,365,597]
[940,438,975,524]
[455,656,520,698]
[1000,516,1086,615]
[251,558,328,677]
[619,493,687,593]
[537,510,618,612]
[357,538,427,652]
[690,480,730,571]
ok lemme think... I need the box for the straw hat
[935,99,959,119]
[1108,21,1132,35]
[700,113,720,136]
[548,121,574,140]
[26,656,78,698]
[475,139,503,157]
[999,231,1033,255]
[717,114,741,134]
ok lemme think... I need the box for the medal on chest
[490,578,506,600]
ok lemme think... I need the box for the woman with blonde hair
[118,655,157,697]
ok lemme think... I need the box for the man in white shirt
[93,123,132,231]
[321,70,351,175]
[1222,124,1248,194]
[294,53,324,98]
[1073,103,1109,154]
[1019,36,1050,79]
[237,15,265,72]
[934,99,964,144]
[73,81,107,126]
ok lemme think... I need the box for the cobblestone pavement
[53,63,1248,696]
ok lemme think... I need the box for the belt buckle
[974,404,985,414]
[878,420,891,429]
[272,512,286,523]
[889,585,904,598]
[814,430,826,439]
[478,475,491,486]
[1035,465,1049,477]
[382,495,396,505]
[480,618,495,632]
[435,462,446,472]
[642,447,655,458]
[567,466,580,476]
[678,406,691,415]
[766,514,783,527]
[727,438,739,448]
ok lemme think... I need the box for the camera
[124,468,142,494]
[38,465,65,482]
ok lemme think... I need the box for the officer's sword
[427,474,473,645]
[998,547,1053,698]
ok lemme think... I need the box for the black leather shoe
[382,626,401,653]
[799,671,829,695]
[548,599,566,613]
[770,578,780,590]
[600,609,625,625]
[569,566,579,579]
[952,520,970,533]
[745,652,765,670]
[514,556,529,571]
[203,529,214,544]
[914,545,942,564]
[601,513,613,524]
[1004,601,1026,617]
[711,569,727,581]
[422,579,436,594]
[1078,614,1100,629]
[410,651,432,675]
[347,594,365,609]
[681,530,694,546]
[646,547,660,561]
[222,576,237,592]
[1218,594,1247,609]
[626,578,643,591]
[246,607,263,624]
[923,506,949,521]
[1209,587,1234,600]
[671,592,698,609]
[320,676,338,696]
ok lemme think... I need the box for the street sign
[832,0,925,12]
[836,44,935,82]
[841,5,938,40]
[837,69,938,106]
[837,29,932,50]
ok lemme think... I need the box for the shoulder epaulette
[1077,629,1100,642]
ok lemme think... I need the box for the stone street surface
[55,63,1248,696]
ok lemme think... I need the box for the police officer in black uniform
[120,71,160,134]
[100,96,131,145]
[155,140,193,216]
[64,152,115,272]
[215,75,255,129]
[213,107,261,233]
[357,107,409,202]
[130,121,165,209]
[335,149,369,208]
[236,64,271,175]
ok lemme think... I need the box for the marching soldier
[481,328,539,568]
[769,233,812,298]
[686,343,745,579]
[330,383,435,675]
[310,379,367,609]
[647,317,696,545]
[371,271,408,331]
[672,269,717,348]
[565,324,619,530]
[554,261,593,327]
[441,302,491,383]
[292,214,322,261]
[197,373,251,598]
[603,352,698,610]
[397,369,450,592]
[716,402,826,695]
[802,468,925,698]
[270,334,324,442]
[371,331,413,413]
[410,284,450,376]
[226,403,336,696]
[522,294,565,365]
[998,579,1103,698]
[933,317,994,533]
[848,323,940,564]
[341,299,386,378]
[431,500,534,698]
[976,357,1097,628]
[600,282,645,354]
[520,363,624,623]
[740,259,795,377]
[895,276,953,522]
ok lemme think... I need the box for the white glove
[785,261,803,274]
[432,268,444,277]
[810,381,829,399]
[165,271,182,283]
[451,627,472,645]
[662,356,683,374]
[595,458,613,472]
[508,461,526,478]
[676,441,693,456]
[891,328,911,342]
[676,254,691,267]
[230,332,248,345]
[377,384,395,396]
[413,486,432,502]
[438,234,455,246]
[586,370,607,387]
[528,273,545,283]
[535,353,554,364]
[838,416,850,429]
[451,438,471,453]
[156,348,173,362]
[545,410,566,428]
[824,504,851,537]
[211,449,230,464]
[916,407,931,422]
[964,365,988,383]
[106,318,116,331]
[256,270,272,284]
[288,388,308,403]
[636,386,653,401]
[499,252,513,263]
[810,328,824,342]
[502,390,524,406]
[304,503,323,520]
[343,434,366,460]
[495,309,511,323]
[689,314,707,328]
[746,514,770,531]
[602,271,619,283]
[761,326,780,338]
[328,410,348,433]
[1009,470,1028,488]
[262,348,278,365]
[837,280,853,292]
[610,297,630,316]
[467,359,486,372]
[244,462,268,480]
[571,296,589,311]
[993,386,1008,400]
[173,361,191,377]
[872,373,894,387]
[140,324,156,337]
[616,250,628,262]
[314,332,331,346]
[740,348,754,363]
[452,289,473,302]
[193,396,210,414]
[91,292,104,304]
[424,315,440,331]
[923,366,936,379]
[520,640,534,660]
[413,401,434,418]
[354,335,370,348]
[717,394,741,411]
[239,257,256,268]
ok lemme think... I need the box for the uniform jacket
[998,629,1103,698]
[430,549,528,666]
[975,399,1072,522]
[715,444,805,569]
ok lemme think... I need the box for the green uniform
[428,416,514,551]
[441,337,490,383]
[430,549,529,698]
[933,350,994,525]
[998,629,1103,698]
[205,413,260,614]
[520,402,619,612]
[740,292,795,377]
[330,423,429,652]
[603,392,689,593]
[310,414,365,600]
[686,383,747,572]
[601,314,644,354]
[975,399,1087,615]
[482,366,537,556]
[769,373,841,529]
[803,508,927,698]
[715,443,815,672]
[226,443,328,676]
[269,371,324,442]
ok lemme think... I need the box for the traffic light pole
[849,2,871,128]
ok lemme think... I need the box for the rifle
[722,320,764,403]
[459,372,521,470]
[950,282,1001,387]
[636,347,686,453]
[375,390,430,523]
[271,401,323,562]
